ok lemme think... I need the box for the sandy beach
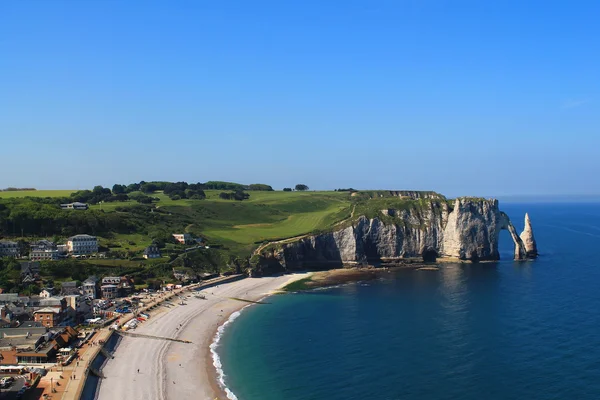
[96,273,310,400]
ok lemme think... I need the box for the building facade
[33,308,63,328]
[30,240,59,261]
[60,202,89,210]
[64,295,91,322]
[67,234,98,255]
[82,276,99,299]
[0,241,19,258]
[172,233,193,244]
[101,285,117,299]
[143,244,161,259]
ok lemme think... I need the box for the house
[100,276,134,298]
[102,277,121,285]
[172,233,193,244]
[30,240,60,261]
[60,281,79,296]
[64,295,91,322]
[82,276,99,299]
[143,244,161,259]
[39,288,55,298]
[100,285,118,299]
[38,296,67,313]
[20,262,41,283]
[33,308,63,327]
[67,234,98,255]
[0,240,19,258]
[60,202,89,210]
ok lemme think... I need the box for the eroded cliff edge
[254,197,538,272]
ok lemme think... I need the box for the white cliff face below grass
[276,198,538,267]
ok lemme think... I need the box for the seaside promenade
[45,276,241,400]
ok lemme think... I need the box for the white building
[67,234,98,255]
[60,202,89,210]
[30,240,59,261]
[172,233,193,244]
[40,289,55,298]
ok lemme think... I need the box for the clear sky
[1,0,598,197]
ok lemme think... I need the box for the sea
[216,203,600,400]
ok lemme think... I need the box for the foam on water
[211,295,272,400]
[211,309,244,400]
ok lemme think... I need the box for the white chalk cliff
[519,213,538,258]
[268,198,537,269]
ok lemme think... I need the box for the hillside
[0,189,353,257]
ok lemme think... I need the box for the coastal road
[97,274,308,400]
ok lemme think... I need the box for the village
[0,225,221,399]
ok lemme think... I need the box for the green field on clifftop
[0,189,448,259]
[0,190,75,198]
[0,189,353,256]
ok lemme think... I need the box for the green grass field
[0,188,356,255]
[87,190,353,254]
[0,190,74,198]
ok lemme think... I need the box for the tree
[283,188,292,192]
[295,184,309,191]
[125,183,141,193]
[248,184,274,191]
[112,184,126,194]
[140,183,158,193]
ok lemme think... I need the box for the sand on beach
[96,273,311,400]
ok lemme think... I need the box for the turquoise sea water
[218,203,600,399]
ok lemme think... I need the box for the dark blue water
[219,203,600,399]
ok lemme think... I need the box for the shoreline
[96,273,312,400]
[207,272,313,400]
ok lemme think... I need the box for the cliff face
[519,213,538,258]
[268,198,536,270]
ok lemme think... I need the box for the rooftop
[83,276,99,284]
[33,307,61,314]
[68,234,96,240]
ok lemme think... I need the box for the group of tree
[282,184,310,192]
[163,182,206,200]
[127,192,160,204]
[110,180,273,200]
[1,188,36,192]
[70,185,128,205]
[0,197,140,237]
[334,188,357,192]
[203,181,273,191]
[218,190,250,201]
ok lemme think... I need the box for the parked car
[0,376,14,388]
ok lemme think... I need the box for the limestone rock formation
[519,213,538,258]
[259,198,538,270]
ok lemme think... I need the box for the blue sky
[0,0,598,197]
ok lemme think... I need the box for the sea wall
[80,331,119,400]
